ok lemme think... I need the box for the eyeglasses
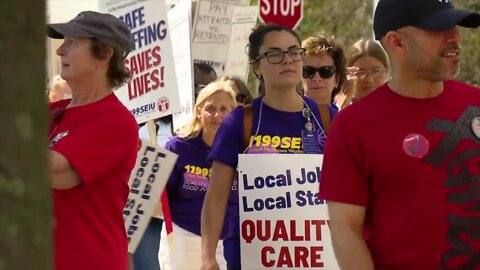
[349,68,386,80]
[256,47,305,64]
[302,65,336,79]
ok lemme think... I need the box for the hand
[341,67,360,108]
[346,66,360,81]
[344,67,359,93]
[201,258,220,270]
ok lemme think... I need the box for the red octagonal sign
[259,0,304,30]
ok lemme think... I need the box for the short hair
[302,35,347,101]
[218,75,253,105]
[347,39,389,69]
[89,38,132,89]
[176,81,237,139]
[194,63,217,79]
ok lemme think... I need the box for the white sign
[209,0,250,5]
[224,5,258,82]
[100,1,181,124]
[238,154,339,269]
[123,140,177,253]
[192,0,236,76]
[48,0,99,23]
[168,0,195,131]
[98,0,137,12]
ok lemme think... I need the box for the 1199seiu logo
[131,102,155,117]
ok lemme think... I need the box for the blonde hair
[176,81,237,139]
[347,39,389,69]
[49,75,72,102]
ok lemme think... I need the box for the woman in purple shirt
[201,24,327,270]
[159,81,237,270]
[301,34,346,134]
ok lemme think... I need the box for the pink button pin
[402,133,429,158]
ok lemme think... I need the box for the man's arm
[49,150,82,190]
[327,201,374,270]
[201,161,235,270]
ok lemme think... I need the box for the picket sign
[123,136,177,253]
[100,0,181,124]
[192,0,257,78]
[238,154,340,269]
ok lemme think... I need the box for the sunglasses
[303,65,336,79]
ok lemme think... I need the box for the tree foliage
[455,0,480,86]
[250,0,480,87]
[296,0,373,49]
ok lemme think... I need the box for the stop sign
[259,0,303,30]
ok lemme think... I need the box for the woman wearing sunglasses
[301,35,347,134]
[201,24,325,270]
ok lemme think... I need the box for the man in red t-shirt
[320,0,480,269]
[47,11,138,270]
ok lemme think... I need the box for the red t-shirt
[320,81,480,269]
[49,94,138,270]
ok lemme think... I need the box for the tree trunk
[0,1,52,269]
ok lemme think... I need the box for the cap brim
[47,23,93,39]
[415,9,480,32]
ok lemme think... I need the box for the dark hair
[193,62,217,100]
[302,34,347,102]
[258,80,265,96]
[347,39,389,69]
[194,63,217,79]
[246,24,302,63]
[90,38,131,89]
[219,75,253,105]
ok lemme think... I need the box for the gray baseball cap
[47,11,133,57]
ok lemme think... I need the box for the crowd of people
[46,0,480,269]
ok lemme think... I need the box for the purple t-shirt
[329,103,339,119]
[165,134,236,238]
[208,96,326,268]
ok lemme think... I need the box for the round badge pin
[302,108,312,119]
[402,133,429,158]
[471,117,480,140]
[305,122,313,132]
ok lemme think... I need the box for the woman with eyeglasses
[159,81,237,270]
[201,24,325,270]
[339,39,390,107]
[301,35,346,134]
[218,76,254,106]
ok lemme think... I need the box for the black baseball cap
[47,11,133,57]
[373,0,480,40]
